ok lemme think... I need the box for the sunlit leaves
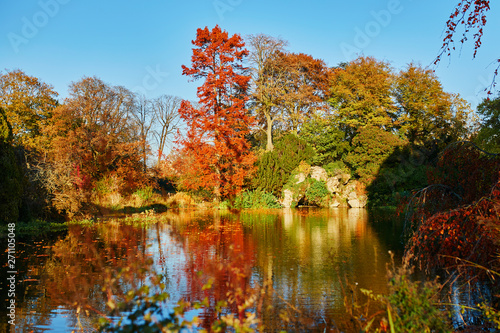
[176,25,256,200]
[394,64,475,148]
[0,69,58,150]
[475,94,500,153]
[330,56,396,139]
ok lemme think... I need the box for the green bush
[299,115,350,166]
[349,263,452,333]
[346,126,406,185]
[253,134,315,196]
[304,178,330,207]
[133,186,154,203]
[323,161,350,177]
[233,189,282,209]
[385,268,451,333]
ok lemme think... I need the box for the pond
[0,207,404,332]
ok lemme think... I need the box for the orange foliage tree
[45,77,145,215]
[394,63,475,148]
[264,51,331,134]
[176,26,256,200]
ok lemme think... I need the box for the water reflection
[1,208,403,332]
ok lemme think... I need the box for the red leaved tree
[176,26,256,200]
[436,0,498,93]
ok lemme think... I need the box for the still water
[0,208,404,332]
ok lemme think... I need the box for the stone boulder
[326,176,341,194]
[310,166,328,182]
[340,173,351,185]
[281,189,295,208]
[329,197,341,208]
[295,172,306,184]
[281,188,305,208]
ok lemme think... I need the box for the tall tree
[151,95,181,166]
[394,63,475,148]
[267,51,331,134]
[177,26,255,200]
[0,69,58,150]
[247,34,288,151]
[329,56,396,140]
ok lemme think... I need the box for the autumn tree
[394,63,476,148]
[247,34,288,151]
[46,77,145,215]
[266,51,331,134]
[329,56,396,140]
[151,94,182,166]
[176,26,255,200]
[0,69,58,150]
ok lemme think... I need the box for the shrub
[346,262,451,333]
[133,186,154,204]
[345,126,406,185]
[304,178,330,207]
[233,190,281,209]
[253,134,315,196]
[385,267,451,333]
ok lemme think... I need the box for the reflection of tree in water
[176,211,260,330]
[1,235,65,333]
[37,222,151,330]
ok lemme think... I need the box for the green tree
[475,94,500,153]
[346,126,406,185]
[0,107,23,223]
[253,134,315,196]
[299,114,350,166]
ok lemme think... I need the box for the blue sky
[1,0,498,109]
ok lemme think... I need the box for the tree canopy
[176,25,256,200]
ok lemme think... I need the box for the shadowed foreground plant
[343,256,452,333]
